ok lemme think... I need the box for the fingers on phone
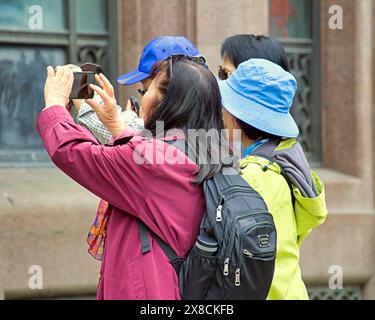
[93,73,114,99]
[99,73,114,97]
[95,74,105,87]
[66,69,74,87]
[55,66,63,78]
[47,66,54,78]
[90,84,109,103]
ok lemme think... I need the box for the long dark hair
[143,58,227,184]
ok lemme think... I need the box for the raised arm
[39,66,154,216]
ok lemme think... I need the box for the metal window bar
[308,286,363,300]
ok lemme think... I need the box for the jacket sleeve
[36,105,155,217]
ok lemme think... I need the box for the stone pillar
[117,0,197,104]
[299,0,375,299]
[321,0,373,181]
[194,0,269,72]
[363,0,375,300]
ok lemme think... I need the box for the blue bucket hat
[218,58,299,138]
[117,36,200,85]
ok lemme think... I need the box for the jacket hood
[254,139,328,244]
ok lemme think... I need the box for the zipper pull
[223,258,229,276]
[216,205,223,222]
[235,268,241,286]
[243,249,253,258]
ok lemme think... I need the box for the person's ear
[233,117,242,130]
[141,78,152,91]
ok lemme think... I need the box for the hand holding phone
[85,73,125,138]
[44,66,74,108]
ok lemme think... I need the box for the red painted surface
[271,0,290,37]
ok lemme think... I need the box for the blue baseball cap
[117,36,200,85]
[218,58,299,138]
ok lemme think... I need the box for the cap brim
[117,69,150,85]
[218,80,299,139]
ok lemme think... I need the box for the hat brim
[218,80,299,138]
[117,69,150,85]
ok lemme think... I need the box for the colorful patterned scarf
[87,199,110,261]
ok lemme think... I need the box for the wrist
[108,121,126,138]
[45,99,67,109]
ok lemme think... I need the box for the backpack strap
[250,139,296,205]
[138,220,151,254]
[253,153,295,203]
[137,220,184,274]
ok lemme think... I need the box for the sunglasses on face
[169,54,207,77]
[138,88,147,96]
[218,65,232,80]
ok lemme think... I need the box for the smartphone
[69,72,95,99]
[130,96,140,116]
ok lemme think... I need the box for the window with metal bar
[0,0,118,166]
[270,0,321,165]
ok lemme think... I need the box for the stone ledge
[300,212,375,289]
[5,285,97,300]
[0,168,101,299]
[314,167,372,212]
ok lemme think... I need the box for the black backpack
[137,141,277,300]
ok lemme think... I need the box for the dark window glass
[0,47,66,152]
[75,0,106,33]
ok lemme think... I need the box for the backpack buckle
[222,156,234,167]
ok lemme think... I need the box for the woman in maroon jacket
[37,56,228,299]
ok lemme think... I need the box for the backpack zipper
[221,211,269,276]
[224,211,270,259]
[243,249,253,258]
[216,196,224,222]
[235,268,241,286]
[221,185,258,197]
[223,258,229,276]
[216,186,258,223]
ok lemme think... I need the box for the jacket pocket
[128,256,147,299]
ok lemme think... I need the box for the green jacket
[240,139,328,300]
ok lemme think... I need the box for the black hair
[144,59,227,184]
[220,34,290,72]
[236,119,279,141]
[221,34,289,140]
